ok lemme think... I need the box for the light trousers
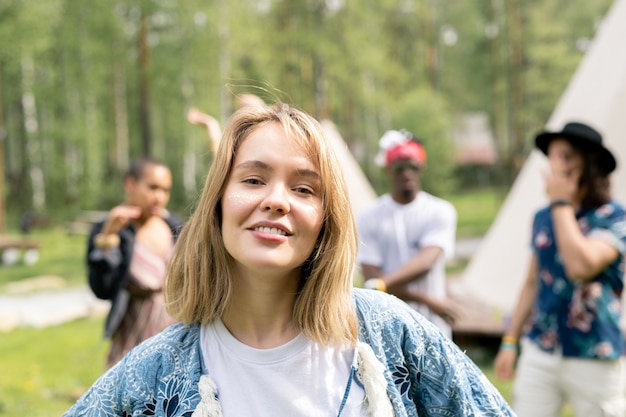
[513,338,626,417]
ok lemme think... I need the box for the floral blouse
[528,201,626,359]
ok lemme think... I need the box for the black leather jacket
[86,213,184,338]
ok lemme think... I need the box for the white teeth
[254,226,287,236]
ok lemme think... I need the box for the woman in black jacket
[87,157,184,368]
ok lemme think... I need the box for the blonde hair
[166,103,358,346]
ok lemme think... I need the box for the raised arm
[187,107,222,152]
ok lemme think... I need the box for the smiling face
[221,122,324,279]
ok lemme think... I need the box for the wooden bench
[0,236,41,266]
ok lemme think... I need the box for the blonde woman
[64,103,514,416]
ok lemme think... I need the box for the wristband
[549,199,572,209]
[363,278,387,292]
[500,335,519,352]
[502,336,518,344]
[500,342,519,352]
[94,233,121,250]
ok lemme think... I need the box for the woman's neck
[221,271,300,348]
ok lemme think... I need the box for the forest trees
[0,0,614,230]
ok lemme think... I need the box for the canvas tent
[321,120,378,218]
[453,0,626,334]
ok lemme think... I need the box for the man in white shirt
[357,130,459,338]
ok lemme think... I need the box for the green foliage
[0,0,615,219]
[523,0,613,131]
[392,87,457,196]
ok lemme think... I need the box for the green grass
[442,187,507,239]
[0,317,109,417]
[0,227,87,289]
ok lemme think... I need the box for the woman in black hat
[494,121,626,417]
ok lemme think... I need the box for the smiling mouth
[253,226,289,236]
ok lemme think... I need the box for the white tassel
[192,374,224,417]
[356,342,395,417]
[193,345,394,417]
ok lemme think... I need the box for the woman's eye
[294,186,314,195]
[244,178,263,185]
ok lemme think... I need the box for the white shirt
[200,319,366,417]
[357,192,457,337]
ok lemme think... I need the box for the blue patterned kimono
[63,289,515,417]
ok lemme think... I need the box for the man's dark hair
[125,157,167,180]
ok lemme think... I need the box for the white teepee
[321,120,378,218]
[456,0,626,332]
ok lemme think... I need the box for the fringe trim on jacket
[191,342,395,417]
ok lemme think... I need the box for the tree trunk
[311,0,328,119]
[488,0,510,180]
[0,62,6,233]
[218,0,231,124]
[21,56,46,211]
[424,0,440,90]
[507,0,525,174]
[113,45,129,173]
[138,10,152,156]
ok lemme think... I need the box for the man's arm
[361,246,462,324]
[380,246,443,288]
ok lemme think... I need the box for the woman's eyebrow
[233,160,271,171]
[234,161,320,181]
[295,168,321,181]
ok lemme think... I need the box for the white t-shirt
[200,319,366,417]
[357,192,457,337]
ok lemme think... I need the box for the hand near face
[102,205,142,235]
[543,139,583,203]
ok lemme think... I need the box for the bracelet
[500,335,519,352]
[502,335,518,344]
[94,233,121,250]
[549,199,572,209]
[363,278,387,292]
[500,342,519,352]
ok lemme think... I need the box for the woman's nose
[261,185,290,213]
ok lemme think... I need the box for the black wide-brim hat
[535,121,617,174]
